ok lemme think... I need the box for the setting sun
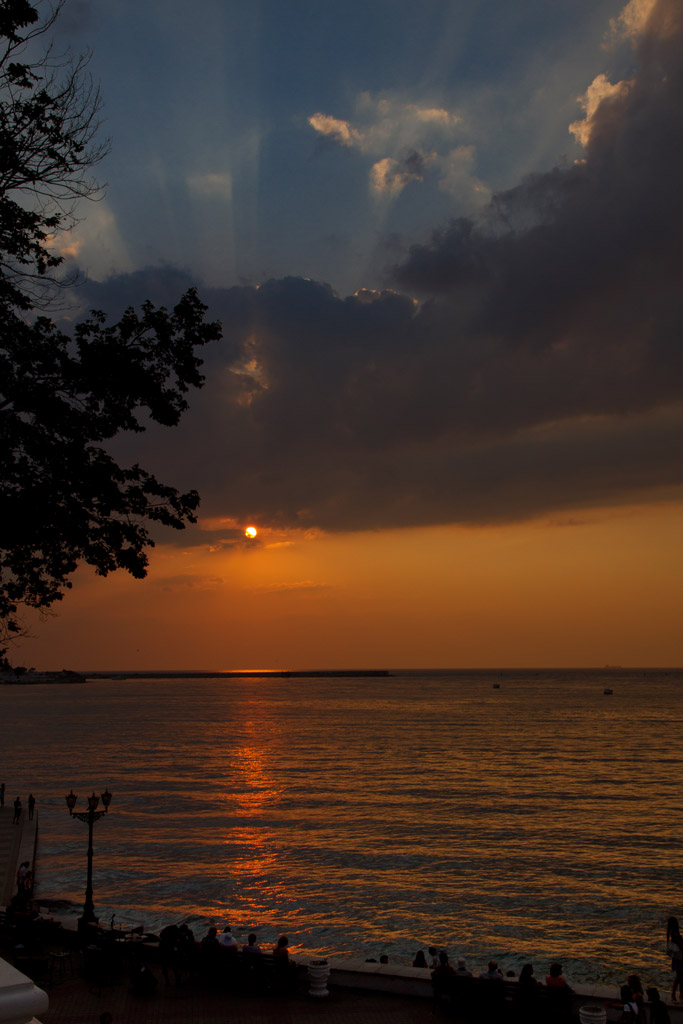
[245,525,258,539]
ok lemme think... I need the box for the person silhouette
[666,917,683,1003]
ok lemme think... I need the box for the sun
[245,525,258,539]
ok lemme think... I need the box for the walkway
[41,971,435,1024]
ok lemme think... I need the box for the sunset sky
[19,0,683,670]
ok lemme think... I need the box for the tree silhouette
[0,2,222,653]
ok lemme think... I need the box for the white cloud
[370,157,402,195]
[569,73,631,146]
[370,152,434,197]
[48,202,133,281]
[307,113,360,147]
[187,172,233,202]
[608,0,680,45]
[435,146,492,205]
[412,106,460,127]
[309,91,488,204]
[608,0,658,41]
[333,92,461,154]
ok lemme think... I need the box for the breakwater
[84,669,391,679]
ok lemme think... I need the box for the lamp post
[65,788,112,928]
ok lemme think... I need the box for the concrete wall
[315,957,683,1022]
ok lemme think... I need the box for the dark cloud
[82,0,682,536]
[70,266,201,318]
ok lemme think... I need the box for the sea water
[3,668,682,989]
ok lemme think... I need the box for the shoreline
[0,670,86,686]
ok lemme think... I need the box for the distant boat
[493,683,501,689]
[603,688,613,695]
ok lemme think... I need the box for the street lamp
[65,788,113,928]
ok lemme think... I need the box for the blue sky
[59,0,636,295]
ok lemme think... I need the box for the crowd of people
[154,924,295,989]
[406,942,675,1023]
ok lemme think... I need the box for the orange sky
[18,498,683,671]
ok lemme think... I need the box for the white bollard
[579,1005,607,1024]
[308,959,330,998]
